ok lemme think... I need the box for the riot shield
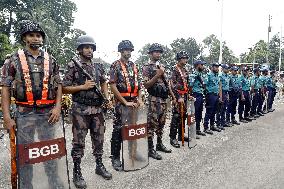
[121,105,149,171]
[187,99,197,149]
[16,112,70,189]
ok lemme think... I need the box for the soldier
[169,51,192,148]
[189,60,207,136]
[216,64,231,130]
[238,67,252,123]
[203,62,222,134]
[63,35,112,187]
[1,20,64,188]
[109,40,143,171]
[142,43,173,160]
[250,67,261,118]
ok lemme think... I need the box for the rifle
[71,56,108,105]
[155,61,170,94]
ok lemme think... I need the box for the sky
[71,0,284,62]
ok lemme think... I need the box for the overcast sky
[71,0,284,62]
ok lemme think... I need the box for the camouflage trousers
[169,102,187,140]
[147,101,167,140]
[71,112,105,162]
[16,110,60,189]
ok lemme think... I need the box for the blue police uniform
[250,71,261,116]
[203,65,221,132]
[189,60,206,134]
[258,74,268,113]
[227,66,241,124]
[266,73,276,111]
[238,71,251,120]
[216,65,230,128]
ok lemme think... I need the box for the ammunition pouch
[72,89,103,106]
[148,84,169,99]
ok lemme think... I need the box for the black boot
[148,138,162,160]
[96,157,112,180]
[156,137,172,153]
[170,138,180,148]
[73,161,87,189]
[110,137,123,171]
[196,130,206,136]
[111,156,122,171]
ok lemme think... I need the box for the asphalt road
[1,99,284,189]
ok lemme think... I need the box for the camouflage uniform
[1,49,62,189]
[169,65,188,140]
[109,60,140,159]
[142,62,168,141]
[63,59,106,162]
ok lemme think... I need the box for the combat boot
[95,157,112,180]
[170,138,180,148]
[73,162,87,189]
[111,156,122,171]
[156,137,172,153]
[148,138,162,160]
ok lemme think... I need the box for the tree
[170,37,201,65]
[0,0,83,65]
[0,33,13,65]
[135,43,175,76]
[202,34,237,64]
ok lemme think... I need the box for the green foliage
[0,33,13,65]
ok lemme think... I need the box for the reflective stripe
[176,65,188,95]
[16,49,55,106]
[119,60,138,97]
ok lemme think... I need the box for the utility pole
[267,14,272,64]
[279,25,282,72]
[218,0,224,65]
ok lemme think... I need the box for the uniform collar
[24,48,44,58]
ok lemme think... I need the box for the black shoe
[257,112,264,116]
[148,149,162,160]
[211,126,222,132]
[244,117,252,122]
[196,135,201,140]
[196,130,206,136]
[260,110,267,114]
[111,157,123,171]
[232,119,240,125]
[170,138,180,148]
[73,162,87,189]
[223,123,231,127]
[249,115,256,120]
[178,136,189,142]
[218,126,225,130]
[204,129,213,135]
[96,158,112,180]
[156,142,172,153]
[239,117,248,123]
[254,114,260,118]
[268,108,275,112]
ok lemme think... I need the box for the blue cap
[253,67,260,73]
[221,64,230,69]
[231,66,239,71]
[193,60,206,65]
[212,62,220,67]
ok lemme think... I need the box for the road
[1,100,284,189]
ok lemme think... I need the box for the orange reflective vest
[176,65,188,95]
[16,49,55,106]
[119,60,138,98]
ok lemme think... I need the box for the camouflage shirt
[109,60,141,103]
[63,58,106,115]
[142,62,168,104]
[1,49,61,113]
[170,65,189,100]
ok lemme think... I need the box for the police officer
[189,60,206,136]
[250,67,261,118]
[203,62,222,134]
[142,43,173,160]
[109,40,143,171]
[216,64,230,130]
[63,35,112,186]
[267,70,276,112]
[169,51,191,148]
[1,20,63,189]
[238,67,252,123]
[258,67,269,115]
[227,66,241,125]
